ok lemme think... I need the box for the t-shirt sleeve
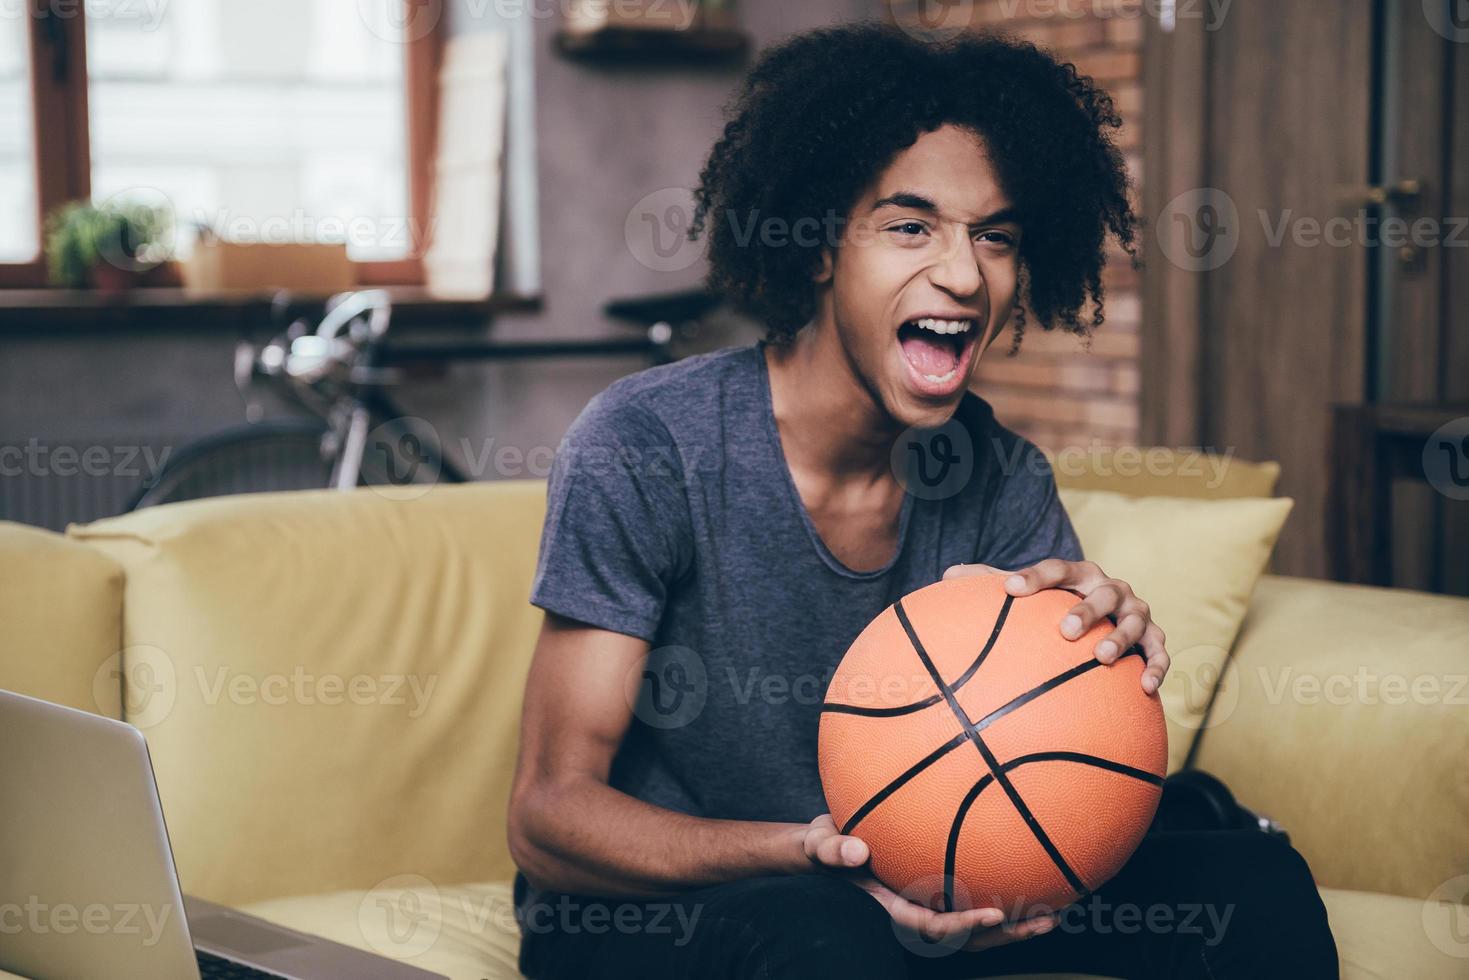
[977,434,1085,569]
[528,390,693,643]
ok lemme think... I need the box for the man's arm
[507,614,1059,948]
[507,612,827,898]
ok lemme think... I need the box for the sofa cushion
[0,521,123,717]
[239,877,1106,980]
[68,482,547,907]
[1192,574,1469,901]
[1057,489,1293,773]
[238,879,1443,980]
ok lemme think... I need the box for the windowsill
[0,287,542,332]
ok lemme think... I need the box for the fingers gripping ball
[818,574,1167,916]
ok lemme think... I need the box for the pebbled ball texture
[818,574,1167,916]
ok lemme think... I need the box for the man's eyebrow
[872,191,938,213]
[871,192,1022,226]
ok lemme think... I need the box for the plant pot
[87,262,144,297]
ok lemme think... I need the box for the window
[2,0,442,287]
[0,10,37,262]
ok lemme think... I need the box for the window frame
[1,0,442,289]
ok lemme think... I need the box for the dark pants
[516,831,1338,979]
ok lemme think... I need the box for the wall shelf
[554,26,750,65]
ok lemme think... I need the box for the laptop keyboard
[196,949,287,979]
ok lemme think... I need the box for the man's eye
[976,230,1018,248]
[889,222,928,236]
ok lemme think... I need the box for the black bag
[1149,770,1290,843]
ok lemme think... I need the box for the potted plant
[44,200,173,294]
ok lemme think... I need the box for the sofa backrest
[67,482,547,907]
[1192,573,1469,902]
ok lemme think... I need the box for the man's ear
[813,247,833,285]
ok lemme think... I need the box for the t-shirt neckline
[752,341,915,581]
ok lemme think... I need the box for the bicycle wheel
[127,419,394,511]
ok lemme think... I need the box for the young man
[508,23,1336,980]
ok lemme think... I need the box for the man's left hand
[943,559,1170,694]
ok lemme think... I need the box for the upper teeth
[914,318,972,335]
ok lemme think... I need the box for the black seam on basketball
[839,729,970,835]
[835,611,1150,841]
[942,774,994,912]
[840,645,1110,834]
[1000,750,1165,786]
[969,731,1088,897]
[821,595,1015,717]
[894,599,1088,901]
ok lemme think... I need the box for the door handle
[1336,179,1424,209]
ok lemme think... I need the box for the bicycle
[127,287,721,510]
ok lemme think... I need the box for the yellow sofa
[1,475,1466,979]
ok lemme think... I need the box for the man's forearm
[510,774,810,898]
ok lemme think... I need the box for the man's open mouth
[897,317,978,389]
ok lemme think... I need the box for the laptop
[0,688,447,980]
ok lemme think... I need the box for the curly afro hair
[689,22,1138,352]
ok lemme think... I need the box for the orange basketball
[818,573,1167,917]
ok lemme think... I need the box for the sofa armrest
[1192,575,1469,900]
[0,521,123,717]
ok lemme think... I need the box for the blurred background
[1,0,1465,594]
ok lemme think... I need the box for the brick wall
[886,0,1145,455]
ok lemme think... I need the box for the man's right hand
[799,814,1059,951]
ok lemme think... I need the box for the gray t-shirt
[516,342,1081,908]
